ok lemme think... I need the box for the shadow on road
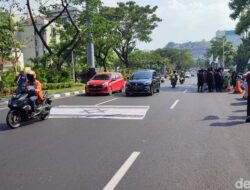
[235,98,246,101]
[209,115,246,127]
[113,93,150,98]
[202,115,220,121]
[0,123,10,131]
[231,102,247,106]
[210,121,245,127]
[0,119,44,132]
[228,116,246,120]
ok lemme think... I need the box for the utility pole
[222,38,225,68]
[86,0,96,80]
[72,51,75,82]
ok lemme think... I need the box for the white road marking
[53,94,61,99]
[0,107,7,110]
[95,98,118,106]
[49,105,150,120]
[64,92,71,97]
[170,99,179,109]
[103,152,140,190]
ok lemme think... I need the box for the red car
[85,72,125,95]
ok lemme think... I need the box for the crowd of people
[197,67,239,93]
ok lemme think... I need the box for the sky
[102,0,237,50]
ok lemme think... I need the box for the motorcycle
[171,77,177,88]
[6,90,52,129]
[179,77,185,84]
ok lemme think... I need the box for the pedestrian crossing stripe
[49,105,150,120]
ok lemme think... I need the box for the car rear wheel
[149,87,154,96]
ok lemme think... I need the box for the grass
[46,86,84,94]
[0,85,85,99]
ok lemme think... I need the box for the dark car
[125,70,161,96]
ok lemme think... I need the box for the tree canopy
[229,0,250,35]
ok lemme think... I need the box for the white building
[216,30,242,48]
[16,16,55,65]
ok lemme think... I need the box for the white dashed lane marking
[170,99,179,109]
[103,152,141,190]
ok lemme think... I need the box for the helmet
[27,70,36,81]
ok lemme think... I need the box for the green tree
[91,6,119,71]
[235,37,250,72]
[111,1,161,68]
[206,36,236,68]
[155,48,195,71]
[128,50,171,73]
[0,11,12,62]
[229,0,250,35]
[0,0,24,73]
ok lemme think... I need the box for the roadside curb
[0,90,86,107]
[50,90,85,99]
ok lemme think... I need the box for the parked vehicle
[125,70,160,96]
[6,90,52,129]
[185,72,192,78]
[85,72,125,95]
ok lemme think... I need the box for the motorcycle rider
[179,71,185,84]
[25,71,43,112]
[170,70,178,87]
[15,71,26,92]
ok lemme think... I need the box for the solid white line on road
[95,98,118,106]
[103,152,140,190]
[170,99,179,109]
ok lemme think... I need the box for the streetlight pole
[86,0,96,80]
[222,38,225,68]
[72,51,75,82]
[86,0,95,69]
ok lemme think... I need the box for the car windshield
[131,72,152,80]
[92,74,111,80]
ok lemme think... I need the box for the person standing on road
[214,69,220,92]
[244,65,250,122]
[207,68,214,92]
[218,68,224,92]
[197,69,204,93]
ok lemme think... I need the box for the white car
[161,76,165,83]
[185,72,192,78]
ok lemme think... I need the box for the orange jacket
[26,80,43,103]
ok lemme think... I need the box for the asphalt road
[0,78,250,190]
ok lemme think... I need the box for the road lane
[1,78,250,190]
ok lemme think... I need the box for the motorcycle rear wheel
[6,110,21,129]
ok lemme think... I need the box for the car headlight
[102,82,109,87]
